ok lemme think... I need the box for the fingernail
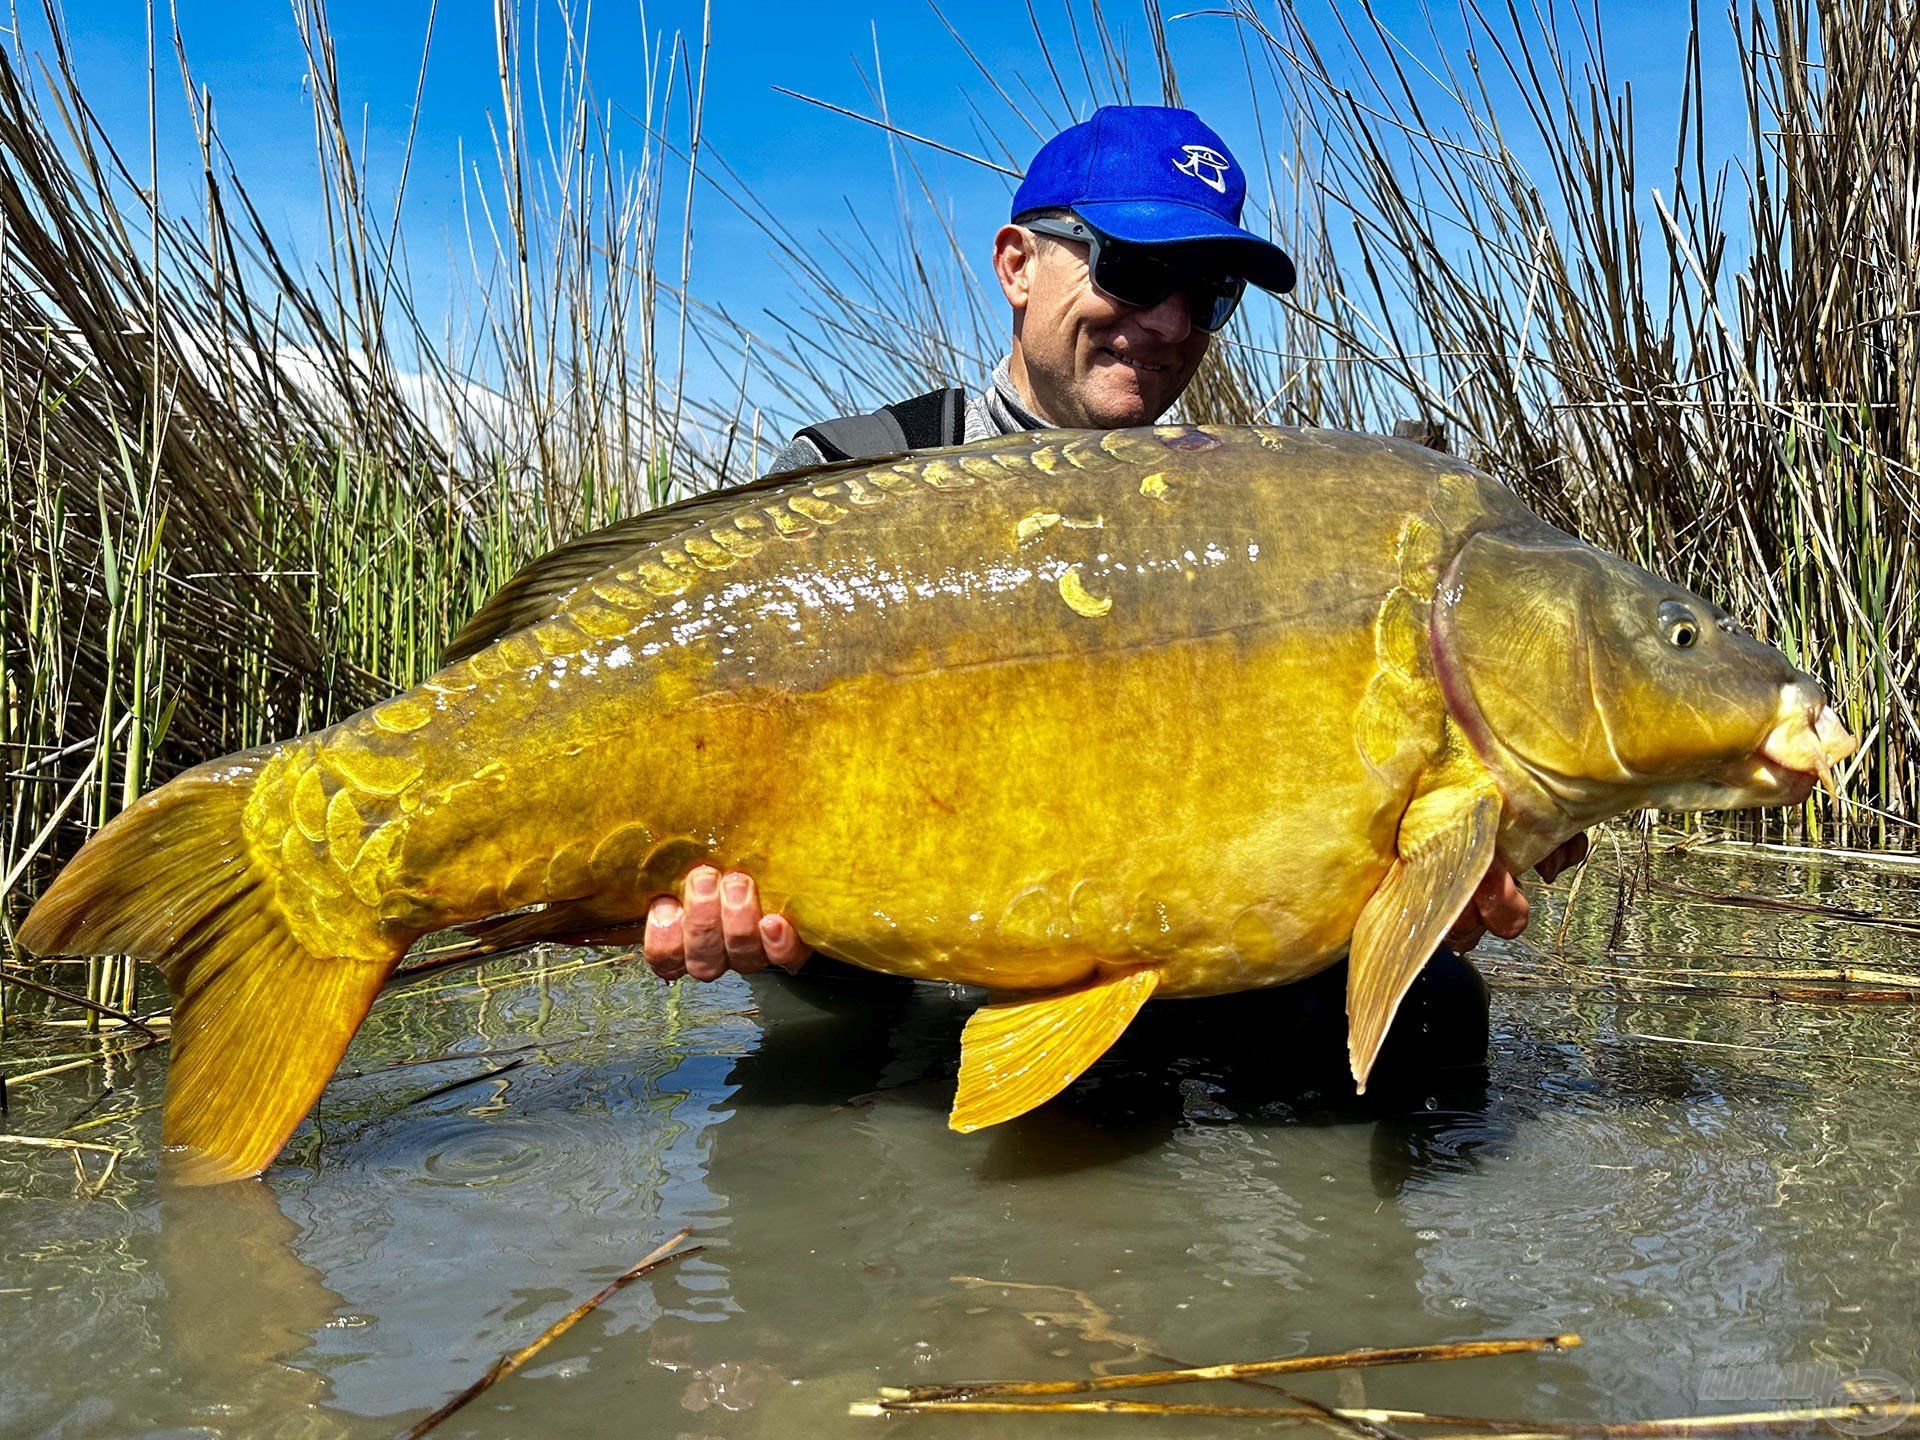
[689,868,718,900]
[723,874,750,904]
[652,895,680,922]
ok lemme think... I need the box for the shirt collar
[987,355,1050,432]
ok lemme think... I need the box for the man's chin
[1079,381,1171,429]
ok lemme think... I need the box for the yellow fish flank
[18,425,1858,1183]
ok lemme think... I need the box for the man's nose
[1132,289,1193,343]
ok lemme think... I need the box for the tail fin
[18,749,398,1185]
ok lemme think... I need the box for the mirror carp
[18,425,1858,1184]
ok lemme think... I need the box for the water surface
[2,841,1915,1438]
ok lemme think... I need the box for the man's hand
[642,865,811,982]
[1443,832,1591,955]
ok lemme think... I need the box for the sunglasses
[1020,212,1248,333]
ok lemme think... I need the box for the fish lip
[1757,700,1856,800]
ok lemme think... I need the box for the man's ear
[993,223,1037,312]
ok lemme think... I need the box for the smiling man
[760,106,1293,478]
[642,105,1585,999]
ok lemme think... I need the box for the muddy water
[1,842,1915,1439]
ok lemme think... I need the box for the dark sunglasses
[1020,212,1248,332]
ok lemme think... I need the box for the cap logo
[1172,143,1231,194]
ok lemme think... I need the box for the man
[640,105,1587,991]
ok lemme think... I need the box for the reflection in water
[0,847,1913,1438]
[158,1183,345,1436]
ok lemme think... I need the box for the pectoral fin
[1348,790,1501,1092]
[950,967,1160,1133]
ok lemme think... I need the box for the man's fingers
[649,865,806,981]
[1444,915,1488,954]
[1535,832,1592,883]
[643,895,686,981]
[720,871,769,974]
[1476,865,1531,940]
[680,865,729,981]
[758,914,811,974]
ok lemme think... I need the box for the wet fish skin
[16,424,1856,1183]
[258,425,1473,993]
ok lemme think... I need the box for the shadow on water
[732,953,1506,1196]
[118,956,1519,1437]
[157,1183,345,1423]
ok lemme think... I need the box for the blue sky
[36,0,1745,428]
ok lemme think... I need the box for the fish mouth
[1750,697,1858,802]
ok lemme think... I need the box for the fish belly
[634,622,1419,997]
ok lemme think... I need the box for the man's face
[996,223,1213,429]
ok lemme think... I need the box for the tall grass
[0,0,725,982]
[1,0,1914,998]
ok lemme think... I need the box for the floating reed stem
[852,1397,1918,1436]
[878,1334,1582,1404]
[0,968,159,1038]
[853,1398,1464,1421]
[0,1132,122,1195]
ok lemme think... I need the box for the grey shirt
[762,356,1049,476]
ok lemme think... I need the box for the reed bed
[0,0,725,966]
[2,0,1916,980]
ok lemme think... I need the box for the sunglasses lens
[1091,242,1177,310]
[1191,274,1247,332]
[1089,237,1245,331]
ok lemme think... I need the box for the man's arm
[763,433,829,476]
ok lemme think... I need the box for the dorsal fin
[441,451,909,665]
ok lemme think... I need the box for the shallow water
[2,841,1916,1439]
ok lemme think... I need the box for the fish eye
[1659,599,1701,649]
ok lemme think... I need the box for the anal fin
[1348,789,1501,1093]
[950,967,1160,1133]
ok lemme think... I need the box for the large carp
[20,425,1856,1184]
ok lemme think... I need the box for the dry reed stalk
[0,1131,121,1194]
[854,1397,1918,1435]
[880,1334,1582,1405]
[0,967,158,1037]
[395,1229,702,1440]
[853,1398,1466,1421]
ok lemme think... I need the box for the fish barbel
[18,425,1857,1184]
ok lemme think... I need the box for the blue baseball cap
[1011,105,1295,294]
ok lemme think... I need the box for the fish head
[1432,526,1857,837]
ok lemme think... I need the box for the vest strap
[796,386,966,462]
